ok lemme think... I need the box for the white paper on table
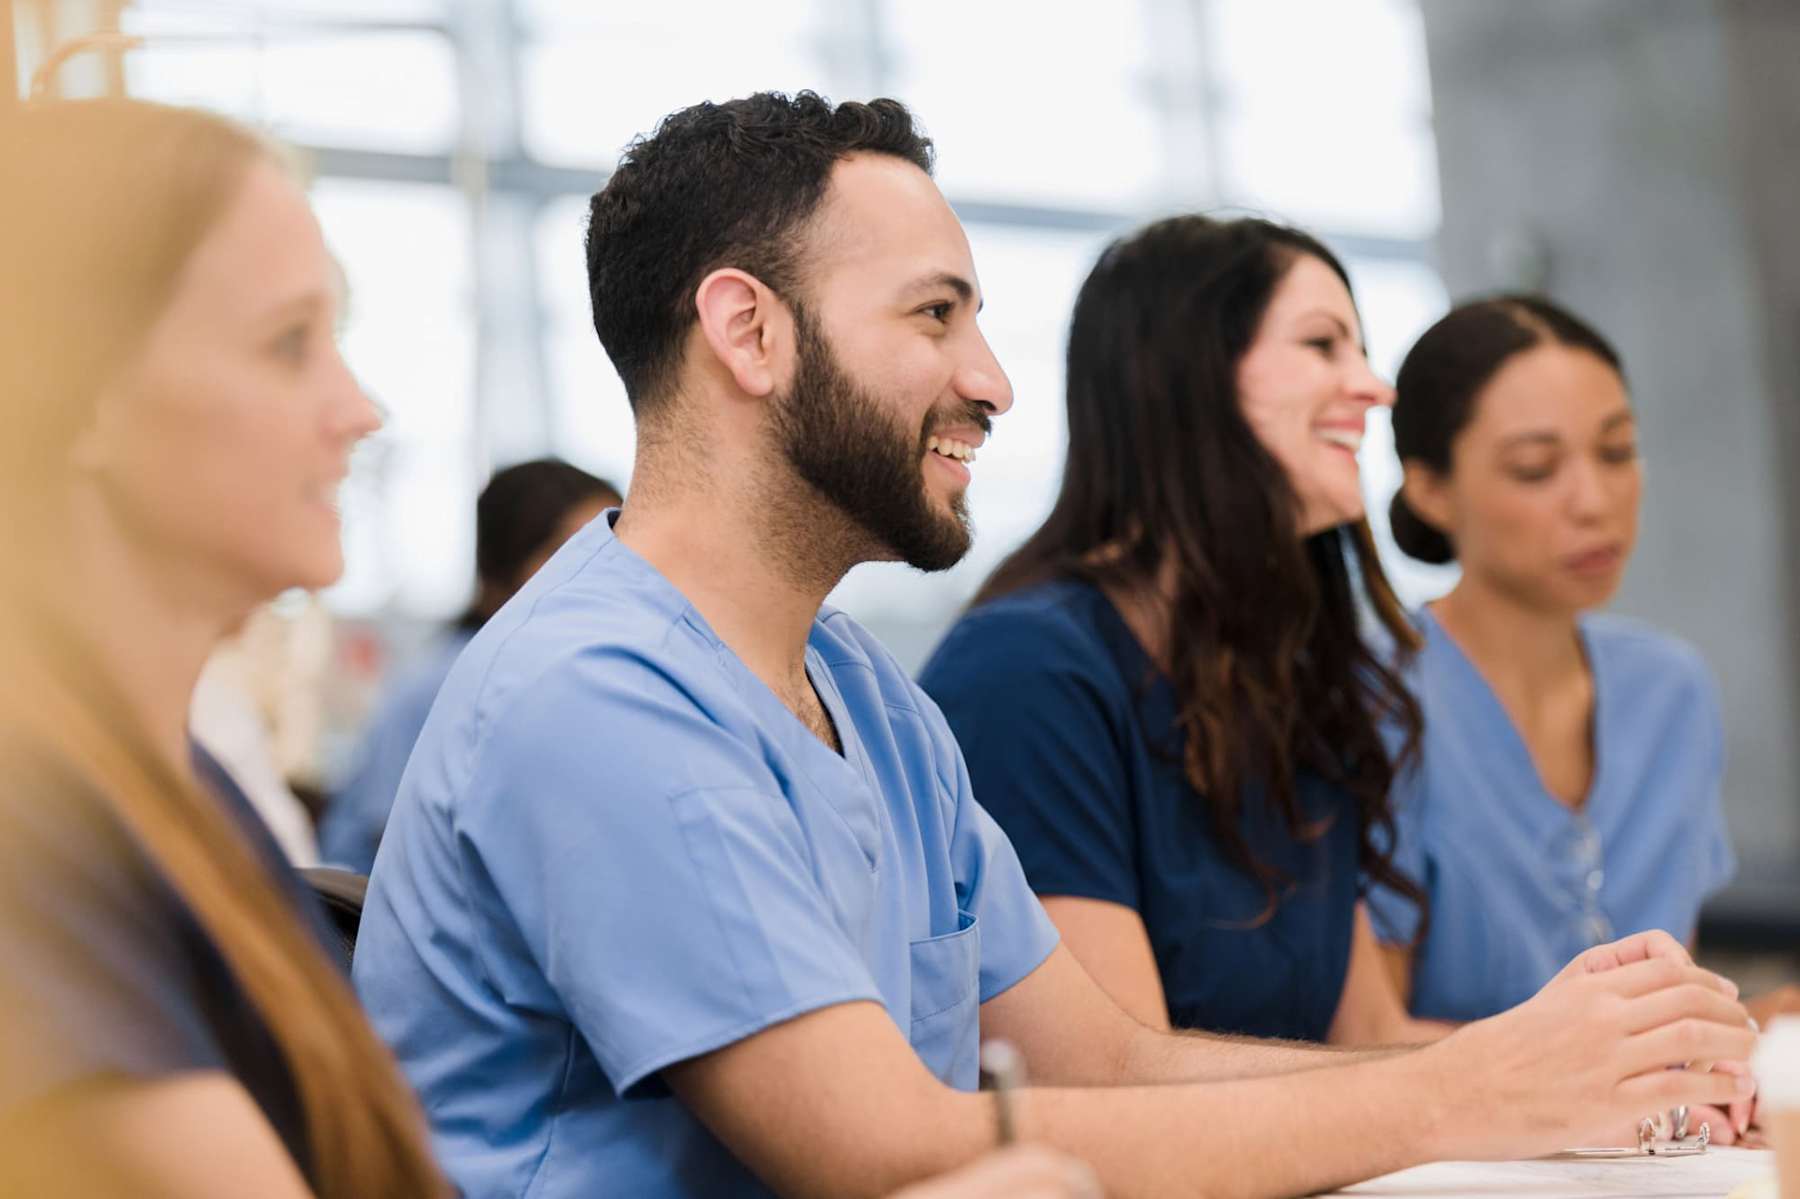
[1331,1146,1774,1198]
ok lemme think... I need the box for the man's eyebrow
[901,270,981,312]
[1600,409,1636,432]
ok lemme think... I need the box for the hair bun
[1388,491,1457,565]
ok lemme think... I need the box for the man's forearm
[1120,1023,1409,1084]
[1012,1048,1451,1199]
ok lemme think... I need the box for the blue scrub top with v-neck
[1366,607,1735,1022]
[352,511,1059,1199]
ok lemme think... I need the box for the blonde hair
[0,100,443,1197]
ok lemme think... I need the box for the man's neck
[613,485,854,699]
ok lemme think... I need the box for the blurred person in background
[1368,295,1799,1127]
[192,597,338,867]
[191,636,321,865]
[0,98,444,1196]
[319,458,619,874]
[921,215,1446,1049]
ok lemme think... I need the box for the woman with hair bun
[1370,296,1794,1130]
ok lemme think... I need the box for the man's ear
[1399,460,1454,534]
[693,268,789,400]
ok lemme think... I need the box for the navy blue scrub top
[920,578,1359,1041]
[0,733,334,1187]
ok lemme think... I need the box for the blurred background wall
[8,0,1796,937]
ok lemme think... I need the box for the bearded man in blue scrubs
[353,92,1758,1199]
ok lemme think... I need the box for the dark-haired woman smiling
[920,215,1438,1044]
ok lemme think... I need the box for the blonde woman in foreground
[0,98,442,1197]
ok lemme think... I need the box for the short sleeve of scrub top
[353,513,1058,1199]
[920,578,1360,1042]
[1366,609,1737,1021]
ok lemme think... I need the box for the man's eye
[921,302,953,322]
[1304,336,1335,356]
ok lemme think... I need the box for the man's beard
[770,306,983,573]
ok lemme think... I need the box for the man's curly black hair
[585,91,934,413]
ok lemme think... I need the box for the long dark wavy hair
[976,214,1428,933]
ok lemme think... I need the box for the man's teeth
[928,435,977,463]
[1317,429,1362,452]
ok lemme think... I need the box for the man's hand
[1417,949,1755,1160]
[1552,930,1757,1142]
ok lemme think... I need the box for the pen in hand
[979,1039,1025,1147]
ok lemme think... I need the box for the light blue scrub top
[318,627,473,875]
[353,512,1060,1199]
[1367,607,1736,1021]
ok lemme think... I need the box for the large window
[48,0,1455,654]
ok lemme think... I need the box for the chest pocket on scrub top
[907,910,982,1088]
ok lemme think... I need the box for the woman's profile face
[78,161,380,605]
[1415,343,1640,612]
[1235,254,1393,536]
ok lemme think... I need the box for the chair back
[300,866,368,972]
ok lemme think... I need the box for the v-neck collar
[702,624,872,795]
[800,641,878,784]
[1419,605,1607,821]
[600,514,871,792]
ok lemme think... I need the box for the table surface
[1329,1146,1775,1198]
